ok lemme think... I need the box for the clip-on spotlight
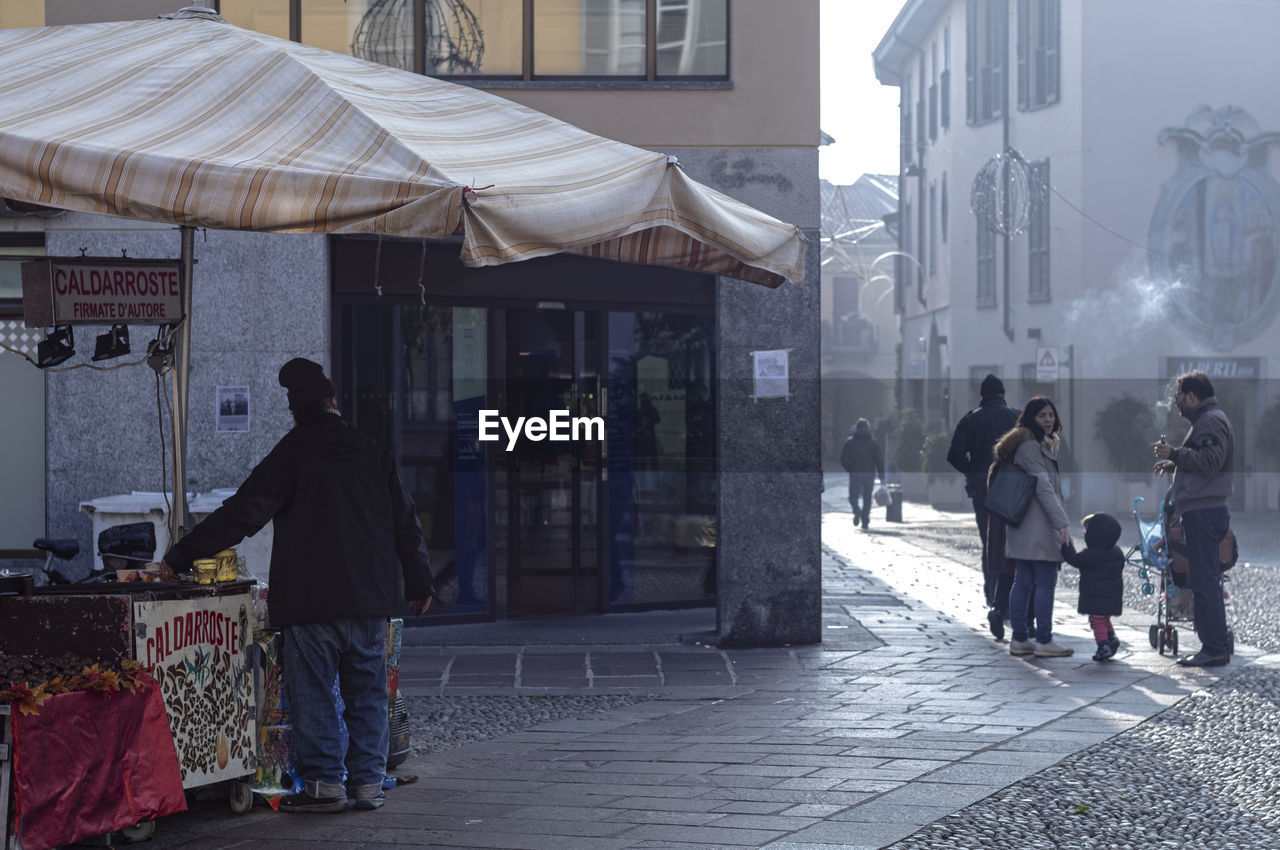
[36,325,75,368]
[147,325,176,375]
[92,324,131,361]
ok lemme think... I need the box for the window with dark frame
[1028,158,1050,301]
[1017,0,1060,110]
[904,197,913,291]
[966,0,1007,125]
[941,24,951,129]
[902,74,914,164]
[929,182,937,276]
[929,41,938,141]
[219,0,730,82]
[941,172,949,242]
[976,218,996,306]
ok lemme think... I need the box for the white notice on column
[752,350,789,400]
[216,385,250,433]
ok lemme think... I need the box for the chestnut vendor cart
[1,580,257,847]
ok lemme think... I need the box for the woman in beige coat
[991,396,1073,658]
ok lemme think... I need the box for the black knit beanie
[980,374,1005,398]
[278,358,336,411]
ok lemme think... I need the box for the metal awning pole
[170,224,195,542]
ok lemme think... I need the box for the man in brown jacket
[1154,370,1234,668]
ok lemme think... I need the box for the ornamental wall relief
[1148,105,1280,350]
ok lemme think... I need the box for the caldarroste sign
[21,256,184,327]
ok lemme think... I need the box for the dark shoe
[1092,642,1114,662]
[1108,633,1120,654]
[1176,651,1229,668]
[987,609,1005,641]
[279,792,350,813]
[353,793,385,811]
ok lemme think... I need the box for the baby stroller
[1125,494,1235,657]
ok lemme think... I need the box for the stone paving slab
[134,496,1267,849]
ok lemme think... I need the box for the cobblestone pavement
[127,480,1279,849]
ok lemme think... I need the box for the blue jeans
[1010,559,1059,644]
[1181,507,1230,657]
[284,617,389,798]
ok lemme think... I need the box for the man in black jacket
[164,358,434,813]
[947,374,1018,634]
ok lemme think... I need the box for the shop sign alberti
[21,256,183,327]
[133,594,256,789]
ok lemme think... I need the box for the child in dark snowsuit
[1060,512,1125,661]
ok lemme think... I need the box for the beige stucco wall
[486,0,820,150]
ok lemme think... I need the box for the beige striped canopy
[0,8,805,287]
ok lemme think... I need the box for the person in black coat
[840,418,884,529]
[947,374,1018,632]
[1060,511,1125,662]
[164,358,434,813]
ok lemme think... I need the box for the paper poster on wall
[216,385,250,432]
[752,349,789,400]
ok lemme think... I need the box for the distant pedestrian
[1060,512,1125,661]
[1154,370,1235,667]
[947,374,1018,635]
[841,418,884,529]
[992,396,1073,658]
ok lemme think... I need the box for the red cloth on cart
[11,680,187,850]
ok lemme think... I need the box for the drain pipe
[1001,22,1014,341]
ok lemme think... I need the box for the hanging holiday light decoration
[970,147,1041,236]
[352,0,484,75]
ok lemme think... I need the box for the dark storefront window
[340,303,490,618]
[606,311,716,608]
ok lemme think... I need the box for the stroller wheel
[1149,625,1160,649]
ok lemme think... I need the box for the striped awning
[0,8,805,287]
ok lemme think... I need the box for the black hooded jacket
[166,415,434,627]
[947,396,1018,487]
[1060,513,1124,617]
[840,423,884,478]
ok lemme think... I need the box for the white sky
[820,0,905,185]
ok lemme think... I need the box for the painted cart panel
[133,593,256,789]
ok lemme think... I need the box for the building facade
[0,0,821,645]
[820,174,899,466]
[875,0,1280,512]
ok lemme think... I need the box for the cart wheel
[229,781,255,815]
[1157,631,1167,655]
[1169,629,1179,656]
[1149,625,1160,649]
[118,819,156,843]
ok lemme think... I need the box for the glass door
[502,308,602,617]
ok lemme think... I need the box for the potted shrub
[1256,397,1280,508]
[885,409,926,500]
[1095,395,1161,510]
[921,430,965,509]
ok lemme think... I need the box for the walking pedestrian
[992,396,1074,658]
[1060,512,1125,661]
[162,357,435,812]
[1154,370,1235,667]
[947,374,1018,634]
[840,418,885,529]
